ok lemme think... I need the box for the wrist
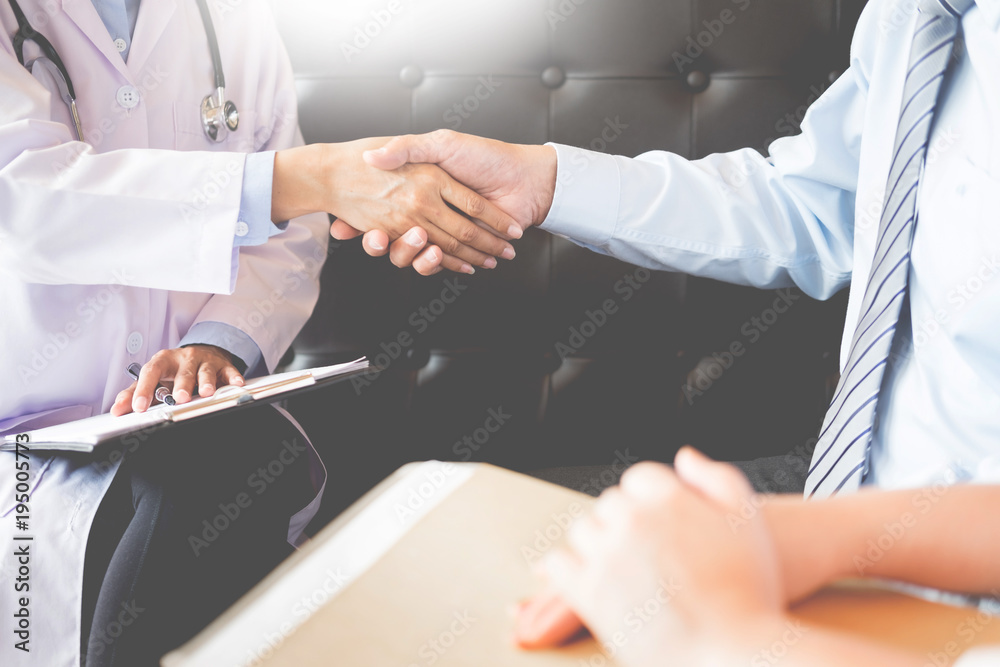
[522,143,557,226]
[764,498,849,602]
[271,144,330,222]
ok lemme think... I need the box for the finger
[171,354,199,404]
[592,487,630,525]
[566,514,604,556]
[538,549,587,621]
[432,191,515,262]
[329,218,363,240]
[619,461,680,504]
[514,590,588,649]
[362,229,391,257]
[197,362,220,398]
[134,358,171,413]
[112,383,137,417]
[388,227,429,268]
[674,446,754,511]
[220,364,245,388]
[363,130,458,171]
[423,210,500,269]
[440,177,523,242]
[412,246,446,276]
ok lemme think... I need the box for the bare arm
[766,484,1000,603]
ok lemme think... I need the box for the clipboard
[0,358,370,453]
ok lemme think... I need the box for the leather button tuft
[685,71,709,93]
[541,66,566,89]
[400,65,424,88]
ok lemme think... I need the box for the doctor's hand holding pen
[272,136,523,275]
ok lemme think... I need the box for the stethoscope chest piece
[201,87,239,142]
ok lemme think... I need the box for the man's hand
[272,137,522,274]
[516,448,785,666]
[330,130,558,276]
[111,345,245,416]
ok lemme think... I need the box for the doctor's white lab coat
[0,1,330,664]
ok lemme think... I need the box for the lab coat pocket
[173,102,259,153]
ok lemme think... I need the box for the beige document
[162,462,1000,667]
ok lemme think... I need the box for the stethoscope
[7,0,238,143]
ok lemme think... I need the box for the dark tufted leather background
[276,0,862,523]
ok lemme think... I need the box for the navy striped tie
[805,0,973,499]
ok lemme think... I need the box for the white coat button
[116,85,140,109]
[235,220,250,237]
[114,38,127,53]
[127,332,144,355]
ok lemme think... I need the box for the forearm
[765,485,1000,602]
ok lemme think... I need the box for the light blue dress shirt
[542,0,1000,491]
[91,0,284,376]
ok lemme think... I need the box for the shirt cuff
[539,143,622,247]
[234,151,288,248]
[179,321,266,378]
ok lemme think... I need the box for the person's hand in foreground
[272,136,521,274]
[330,130,558,275]
[516,448,921,667]
[111,345,244,415]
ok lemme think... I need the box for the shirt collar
[972,0,1000,31]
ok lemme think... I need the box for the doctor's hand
[331,130,558,276]
[271,137,521,274]
[515,449,785,667]
[111,345,245,416]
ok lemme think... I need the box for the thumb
[673,446,754,511]
[363,131,456,170]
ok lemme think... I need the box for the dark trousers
[81,405,315,667]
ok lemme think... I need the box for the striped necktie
[805,0,973,499]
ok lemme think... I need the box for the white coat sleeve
[0,41,244,294]
[541,58,868,301]
[180,19,329,373]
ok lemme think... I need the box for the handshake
[271,129,559,276]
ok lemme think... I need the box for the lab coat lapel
[126,0,177,77]
[60,0,132,82]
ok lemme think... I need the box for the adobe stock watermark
[546,0,590,31]
[923,598,1000,667]
[394,463,463,524]
[244,567,350,665]
[554,116,631,192]
[406,610,478,667]
[340,1,405,63]
[912,251,997,352]
[452,406,513,461]
[87,599,146,661]
[673,0,753,73]
[18,268,136,385]
[750,620,809,666]
[555,266,651,360]
[443,76,503,131]
[578,578,684,667]
[853,464,963,575]
[351,278,469,394]
[188,438,309,556]
[682,288,800,404]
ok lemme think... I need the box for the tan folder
[162,462,1000,666]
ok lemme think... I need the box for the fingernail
[484,257,498,269]
[369,239,385,251]
[233,376,245,386]
[507,224,523,239]
[427,249,439,262]
[201,384,215,396]
[366,148,386,157]
[132,396,150,413]
[173,389,190,403]
[405,229,424,247]
[502,247,516,260]
[462,263,476,275]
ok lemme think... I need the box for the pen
[125,363,176,406]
